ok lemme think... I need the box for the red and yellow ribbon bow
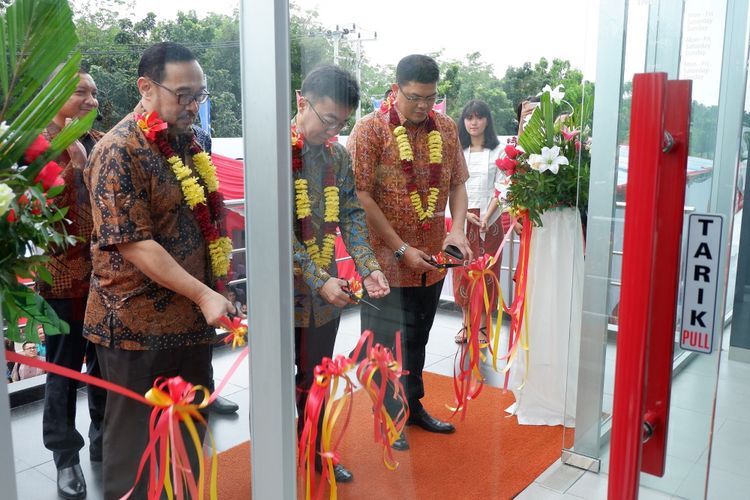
[298,354,357,500]
[218,315,248,349]
[355,330,409,471]
[124,376,218,500]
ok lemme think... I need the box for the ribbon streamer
[6,327,250,500]
[354,331,408,471]
[298,354,357,500]
[297,330,409,500]
[449,212,535,418]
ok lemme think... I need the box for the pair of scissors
[341,284,382,311]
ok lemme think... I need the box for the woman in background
[453,100,510,343]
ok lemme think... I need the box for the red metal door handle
[608,73,692,499]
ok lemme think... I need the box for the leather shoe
[407,407,455,433]
[391,432,409,451]
[314,463,354,483]
[209,395,239,414]
[57,464,86,500]
[333,464,353,483]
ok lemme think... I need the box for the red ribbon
[354,331,409,471]
[6,340,250,500]
[297,330,409,500]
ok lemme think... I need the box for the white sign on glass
[680,213,724,354]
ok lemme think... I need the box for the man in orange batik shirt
[347,54,472,452]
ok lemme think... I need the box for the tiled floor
[8,306,750,499]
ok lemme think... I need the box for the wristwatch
[394,242,409,260]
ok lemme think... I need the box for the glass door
[563,0,750,498]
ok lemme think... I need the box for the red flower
[496,157,518,176]
[24,134,50,164]
[561,127,580,142]
[135,111,168,141]
[575,140,582,152]
[34,161,64,191]
[504,144,521,159]
[421,221,431,231]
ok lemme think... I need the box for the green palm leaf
[0,0,81,171]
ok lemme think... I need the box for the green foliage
[0,0,93,341]
[437,52,515,134]
[505,86,592,227]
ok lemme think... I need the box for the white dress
[506,207,583,427]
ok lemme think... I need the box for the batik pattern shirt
[294,141,380,328]
[36,129,103,299]
[348,108,469,288]
[83,111,214,350]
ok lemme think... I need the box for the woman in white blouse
[453,100,510,343]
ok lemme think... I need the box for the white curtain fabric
[506,207,583,427]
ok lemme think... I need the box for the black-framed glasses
[150,78,210,106]
[305,97,348,131]
[398,87,438,104]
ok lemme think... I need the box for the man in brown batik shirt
[36,65,106,500]
[84,42,234,499]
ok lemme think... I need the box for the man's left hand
[363,270,390,299]
[443,230,473,261]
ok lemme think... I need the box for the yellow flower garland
[294,175,340,269]
[291,126,340,270]
[167,153,233,277]
[394,127,443,223]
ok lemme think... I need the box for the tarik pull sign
[680,213,724,354]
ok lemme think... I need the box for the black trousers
[43,298,107,469]
[294,317,340,465]
[360,279,444,414]
[96,343,211,500]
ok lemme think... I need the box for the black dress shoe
[407,407,455,433]
[209,395,239,414]
[333,464,353,483]
[314,463,354,483]
[391,432,409,451]
[57,464,86,500]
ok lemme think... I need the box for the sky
[102,0,726,105]
[121,0,600,80]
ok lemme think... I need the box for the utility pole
[353,30,377,121]
[325,24,355,66]
[324,24,377,120]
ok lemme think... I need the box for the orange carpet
[212,372,570,499]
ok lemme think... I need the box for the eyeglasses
[305,98,348,131]
[23,345,37,351]
[150,78,210,106]
[398,88,438,104]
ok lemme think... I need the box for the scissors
[341,284,382,311]
[430,245,468,269]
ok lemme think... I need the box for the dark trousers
[360,280,444,413]
[43,298,107,469]
[96,344,211,500]
[294,317,340,465]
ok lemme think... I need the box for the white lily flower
[527,146,569,174]
[537,84,565,104]
[0,183,14,217]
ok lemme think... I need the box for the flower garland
[291,125,339,269]
[389,106,442,230]
[135,111,232,279]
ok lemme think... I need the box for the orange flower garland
[291,125,339,269]
[389,106,443,230]
[135,111,232,279]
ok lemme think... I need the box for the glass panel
[291,1,596,498]
[564,0,749,498]
[7,2,253,497]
